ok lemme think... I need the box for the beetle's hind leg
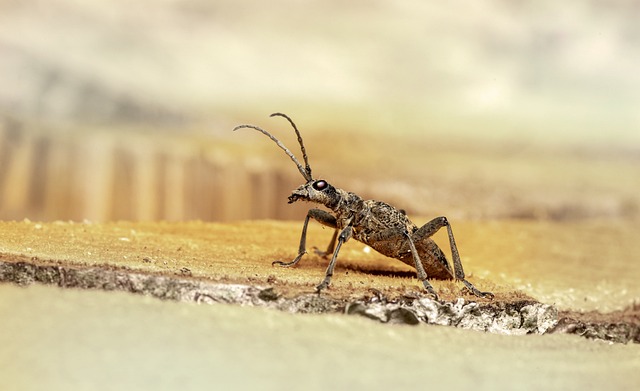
[414,217,494,299]
[273,208,337,267]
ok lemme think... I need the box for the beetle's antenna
[269,113,313,180]
[233,121,313,182]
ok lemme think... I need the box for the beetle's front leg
[273,209,337,267]
[313,229,338,258]
[316,225,352,293]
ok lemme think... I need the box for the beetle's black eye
[313,180,328,191]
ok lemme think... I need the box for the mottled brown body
[329,190,454,280]
[234,113,492,299]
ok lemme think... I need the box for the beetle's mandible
[233,113,493,300]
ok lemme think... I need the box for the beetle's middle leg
[316,225,352,293]
[367,228,439,299]
[405,232,440,299]
[414,217,494,299]
[273,208,337,267]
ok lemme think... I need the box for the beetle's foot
[311,247,330,258]
[421,280,439,301]
[272,260,295,267]
[272,252,305,267]
[480,291,495,300]
[315,278,331,293]
[462,280,494,299]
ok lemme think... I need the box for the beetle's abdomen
[398,238,454,280]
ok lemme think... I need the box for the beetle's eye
[313,180,328,191]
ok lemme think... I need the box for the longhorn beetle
[233,113,493,300]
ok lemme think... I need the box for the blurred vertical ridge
[1,116,638,222]
[0,117,304,222]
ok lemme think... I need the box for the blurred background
[1,0,638,222]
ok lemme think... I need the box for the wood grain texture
[1,219,637,312]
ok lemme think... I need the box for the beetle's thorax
[331,188,363,216]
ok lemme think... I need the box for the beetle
[234,113,493,300]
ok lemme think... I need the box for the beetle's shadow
[342,265,416,279]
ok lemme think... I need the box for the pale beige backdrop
[0,0,638,223]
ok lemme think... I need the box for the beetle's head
[234,113,330,204]
[288,179,338,207]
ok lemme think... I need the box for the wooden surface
[2,219,639,390]
[1,219,638,313]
